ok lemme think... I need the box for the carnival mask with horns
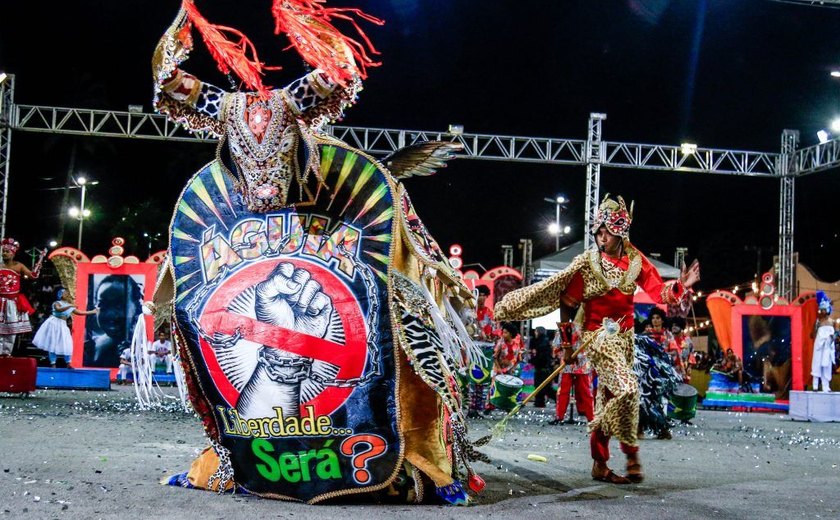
[1,238,20,255]
[591,194,634,239]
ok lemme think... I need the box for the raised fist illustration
[254,262,334,338]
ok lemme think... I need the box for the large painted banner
[170,144,401,501]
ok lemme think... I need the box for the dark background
[1,0,839,292]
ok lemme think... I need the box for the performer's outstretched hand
[255,262,334,338]
[680,259,701,289]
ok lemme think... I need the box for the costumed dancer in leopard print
[495,195,700,484]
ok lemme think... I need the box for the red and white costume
[0,238,37,355]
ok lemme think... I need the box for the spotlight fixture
[680,143,697,155]
[818,130,830,144]
[447,124,464,136]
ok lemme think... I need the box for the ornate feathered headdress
[1,237,20,254]
[817,290,833,315]
[591,194,634,239]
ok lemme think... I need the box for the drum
[668,383,698,422]
[490,374,524,411]
[468,341,495,384]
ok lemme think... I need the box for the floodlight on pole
[831,70,840,78]
[48,240,58,248]
[830,118,840,133]
[543,195,569,251]
[70,176,98,250]
[0,73,7,85]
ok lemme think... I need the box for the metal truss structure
[584,114,606,252]
[0,75,14,241]
[777,130,800,300]
[3,75,840,298]
[769,0,840,8]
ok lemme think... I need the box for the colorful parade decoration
[151,1,483,504]
[48,238,167,378]
[707,271,818,399]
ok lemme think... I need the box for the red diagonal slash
[203,310,352,367]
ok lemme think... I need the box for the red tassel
[182,0,278,98]
[271,0,384,87]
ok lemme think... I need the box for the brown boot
[626,454,644,483]
[591,462,631,484]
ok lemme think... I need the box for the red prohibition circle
[198,258,369,417]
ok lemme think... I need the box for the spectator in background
[550,322,594,425]
[148,331,174,374]
[494,322,522,375]
[530,326,554,408]
[715,348,747,389]
[666,317,692,383]
[475,285,497,340]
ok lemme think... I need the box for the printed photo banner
[169,144,401,501]
[49,238,165,379]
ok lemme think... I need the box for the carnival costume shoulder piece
[153,1,482,504]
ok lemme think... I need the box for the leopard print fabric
[495,248,646,446]
[494,253,590,321]
[584,329,639,446]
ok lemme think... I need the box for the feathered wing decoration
[181,0,278,98]
[152,258,175,328]
[48,248,91,303]
[271,0,384,86]
[383,141,464,180]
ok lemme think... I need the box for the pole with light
[68,176,98,250]
[544,196,570,251]
[143,231,162,256]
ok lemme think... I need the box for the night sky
[2,0,840,292]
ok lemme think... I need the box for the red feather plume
[271,0,384,87]
[182,0,279,98]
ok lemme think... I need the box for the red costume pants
[555,372,594,421]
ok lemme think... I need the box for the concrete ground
[1,386,838,520]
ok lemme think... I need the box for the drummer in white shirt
[147,331,174,374]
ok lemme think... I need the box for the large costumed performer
[494,196,700,484]
[152,0,483,504]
